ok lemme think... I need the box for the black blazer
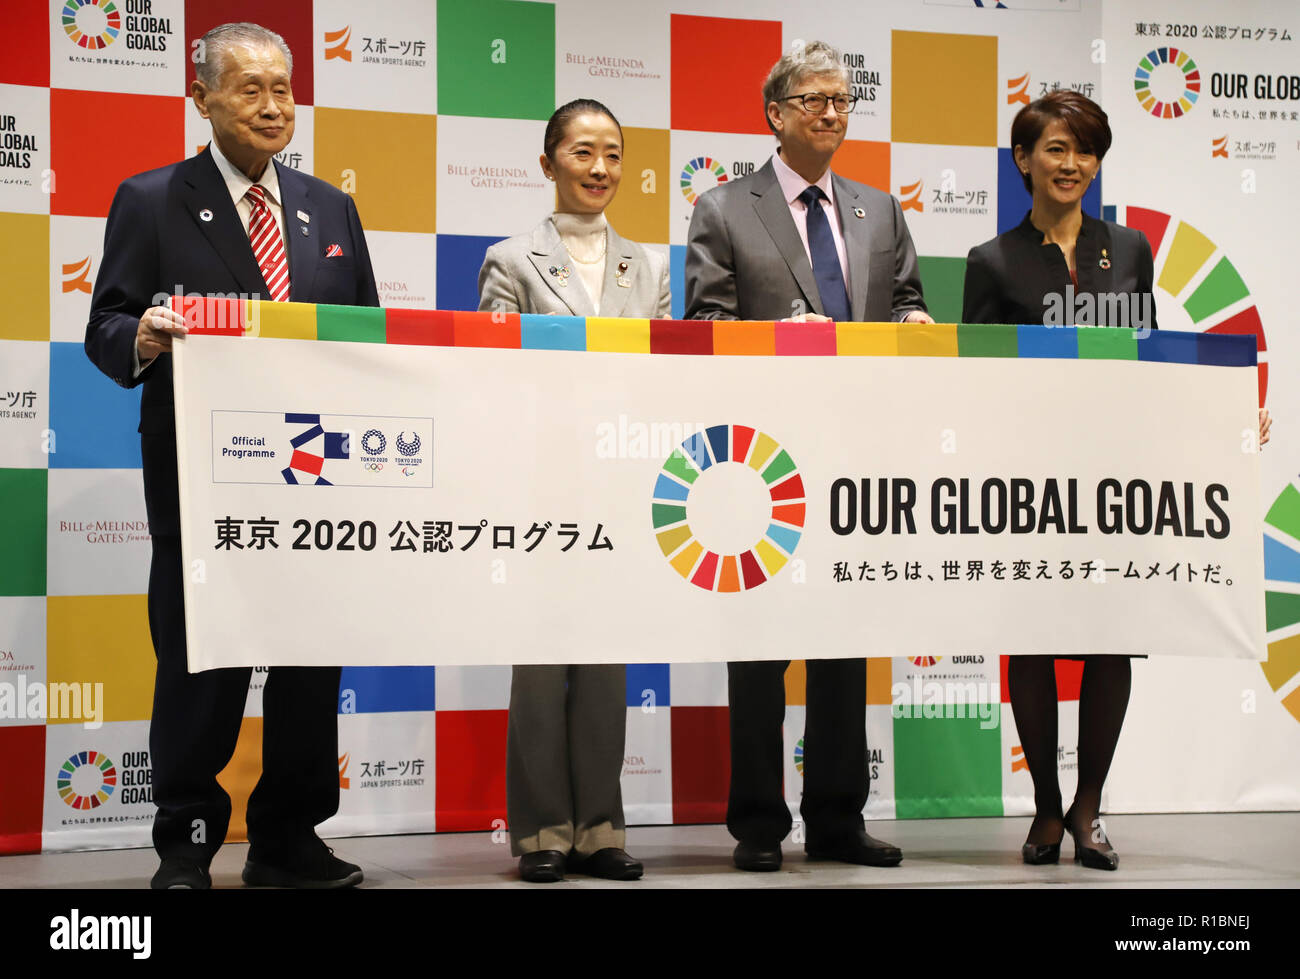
[962,212,1157,330]
[85,147,380,534]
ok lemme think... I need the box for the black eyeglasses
[779,92,858,114]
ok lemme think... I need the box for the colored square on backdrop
[435,709,507,832]
[216,716,263,844]
[437,0,554,120]
[1018,324,1078,359]
[836,322,897,356]
[714,321,775,356]
[958,322,1017,357]
[436,234,503,311]
[891,32,997,147]
[587,317,649,353]
[254,300,316,340]
[669,705,729,824]
[604,127,671,245]
[998,656,1082,702]
[650,319,710,355]
[670,15,781,135]
[50,90,185,218]
[0,213,49,341]
[386,308,454,346]
[997,148,1101,234]
[897,323,959,357]
[520,314,585,351]
[338,667,437,714]
[185,0,315,104]
[46,595,154,723]
[1196,332,1256,368]
[918,255,966,326]
[315,108,435,234]
[316,304,386,343]
[1,0,48,87]
[866,658,893,705]
[835,140,891,194]
[1077,325,1137,361]
[626,663,670,709]
[0,725,45,854]
[892,712,1003,818]
[670,245,685,320]
[48,342,141,469]
[1138,330,1198,364]
[0,470,46,596]
[454,310,520,348]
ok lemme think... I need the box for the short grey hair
[195,22,293,89]
[761,40,850,134]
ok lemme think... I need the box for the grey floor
[3,813,1297,888]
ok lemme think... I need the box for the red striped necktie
[245,184,291,302]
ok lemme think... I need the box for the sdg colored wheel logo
[652,424,805,592]
[1133,47,1200,118]
[679,157,728,205]
[56,751,117,810]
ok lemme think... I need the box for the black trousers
[146,534,341,861]
[727,658,868,846]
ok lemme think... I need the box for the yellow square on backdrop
[892,32,997,147]
[604,127,671,246]
[0,213,50,341]
[217,716,263,843]
[46,595,154,724]
[253,300,317,340]
[315,108,437,234]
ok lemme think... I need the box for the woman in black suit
[964,92,1270,870]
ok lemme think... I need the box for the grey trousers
[506,663,627,856]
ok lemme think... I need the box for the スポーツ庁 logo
[652,424,805,592]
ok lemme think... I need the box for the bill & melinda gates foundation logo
[652,424,805,592]
[61,0,121,49]
[1134,47,1201,118]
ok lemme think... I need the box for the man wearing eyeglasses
[685,40,932,874]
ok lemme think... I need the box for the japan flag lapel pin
[199,207,213,222]
[1099,248,1111,270]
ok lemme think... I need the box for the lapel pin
[199,208,213,222]
[297,210,310,223]
[548,264,571,287]
[1099,248,1111,270]
[616,260,631,286]
[300,225,309,236]
[853,207,865,219]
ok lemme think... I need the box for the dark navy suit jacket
[85,147,379,535]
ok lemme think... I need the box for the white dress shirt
[770,149,852,295]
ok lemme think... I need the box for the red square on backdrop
[0,725,45,855]
[386,308,454,346]
[671,15,781,135]
[998,655,1084,703]
[50,90,185,218]
[452,311,520,349]
[185,0,315,105]
[670,705,730,825]
[435,709,507,832]
[0,0,48,87]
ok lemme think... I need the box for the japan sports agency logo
[652,424,805,592]
[56,751,117,810]
[679,157,728,205]
[1134,47,1201,119]
[324,26,353,61]
[61,0,121,50]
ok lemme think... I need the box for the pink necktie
[245,184,291,302]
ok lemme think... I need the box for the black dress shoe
[1021,842,1062,865]
[518,850,567,883]
[1064,807,1119,871]
[568,847,643,881]
[150,857,211,890]
[733,842,782,872]
[242,836,363,889]
[805,828,902,867]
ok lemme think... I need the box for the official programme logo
[61,0,121,50]
[652,424,805,592]
[679,156,728,205]
[324,25,352,61]
[1134,47,1201,119]
[56,750,117,810]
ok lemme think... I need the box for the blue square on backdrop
[1017,324,1078,359]
[339,666,437,713]
[49,342,142,469]
[670,245,686,320]
[996,148,1102,235]
[626,663,670,709]
[437,234,505,311]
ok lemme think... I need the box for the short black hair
[1011,90,1112,193]
[543,98,622,160]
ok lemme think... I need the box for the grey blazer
[478,216,671,318]
[684,158,927,323]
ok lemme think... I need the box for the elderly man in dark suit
[85,22,378,889]
[685,40,932,873]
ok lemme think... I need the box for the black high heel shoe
[1021,810,1063,865]
[1064,806,1119,871]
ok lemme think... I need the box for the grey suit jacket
[478,216,671,318]
[684,158,927,322]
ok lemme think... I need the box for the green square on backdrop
[917,255,966,325]
[437,0,556,120]
[958,322,1018,357]
[1077,325,1138,360]
[0,469,47,596]
[317,305,386,343]
[892,707,1004,818]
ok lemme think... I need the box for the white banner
[173,334,1264,670]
